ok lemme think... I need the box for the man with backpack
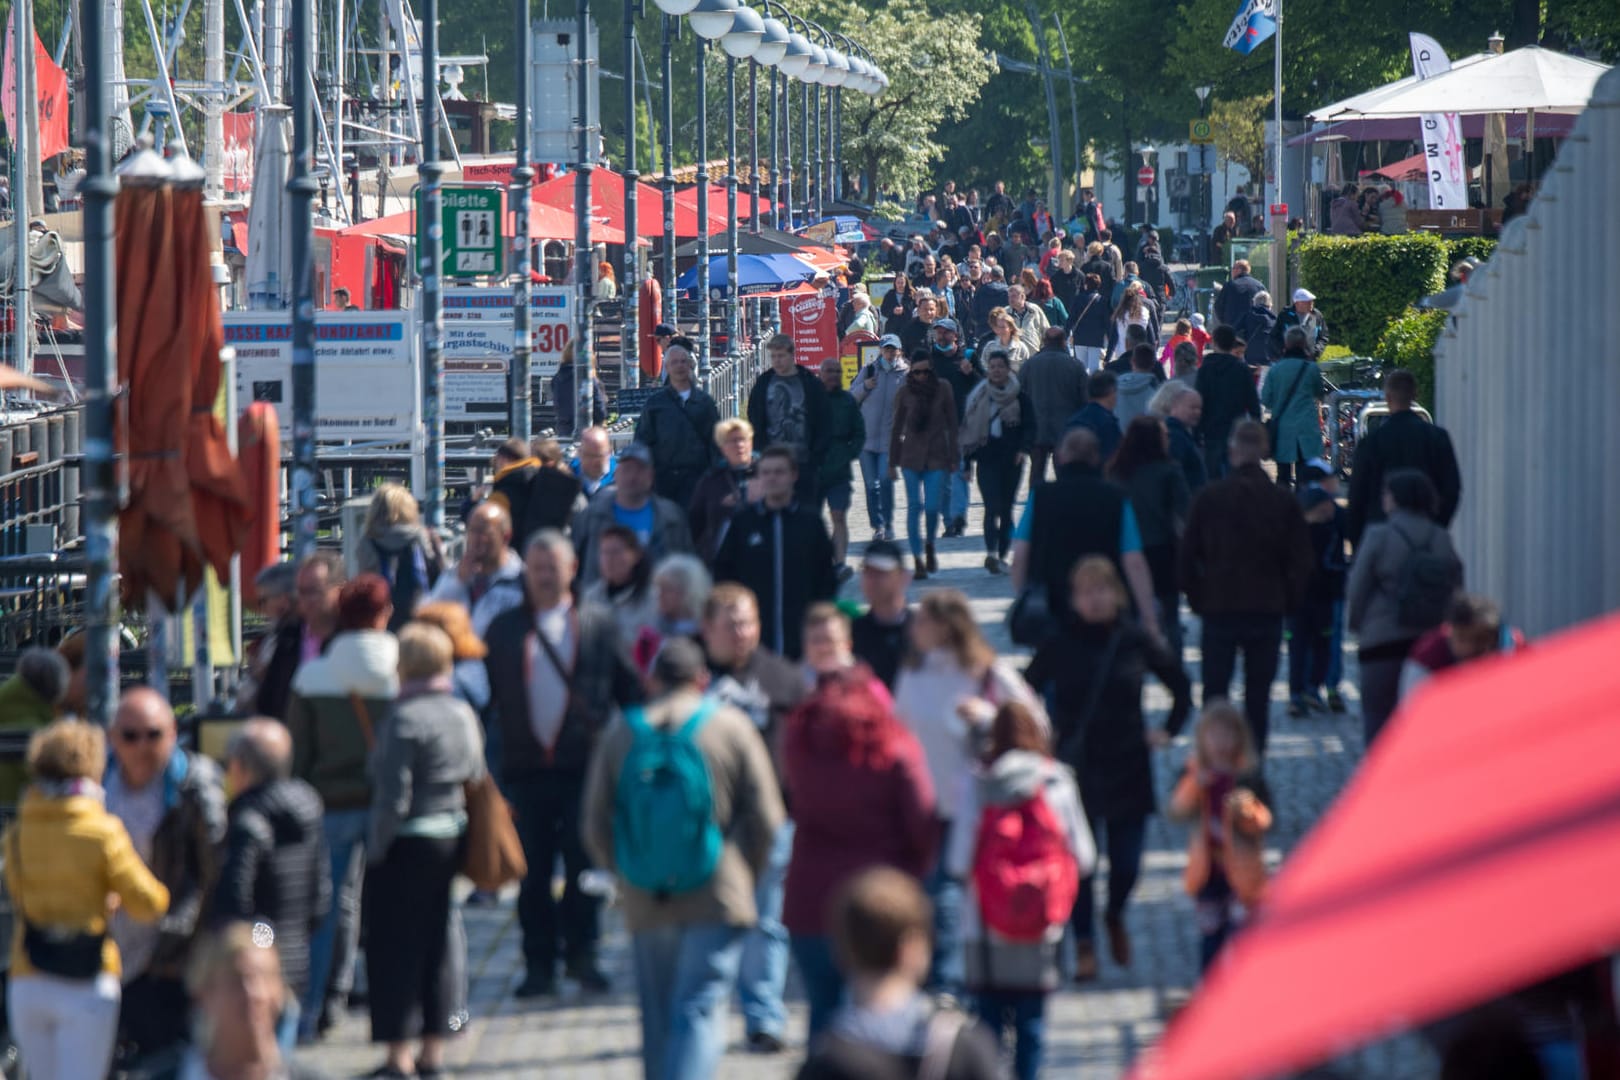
[582,638,785,1080]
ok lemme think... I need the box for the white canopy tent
[1310,45,1609,120]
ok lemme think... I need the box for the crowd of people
[0,171,1554,1080]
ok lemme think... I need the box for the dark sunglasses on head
[116,728,165,745]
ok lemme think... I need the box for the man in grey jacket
[573,443,694,587]
[582,639,785,1080]
[1020,326,1086,483]
[850,334,907,540]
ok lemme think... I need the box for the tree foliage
[1208,93,1267,180]
[800,0,994,199]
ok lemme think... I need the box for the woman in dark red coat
[782,603,937,1040]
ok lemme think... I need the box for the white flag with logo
[1409,33,1469,211]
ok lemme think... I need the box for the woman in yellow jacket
[3,720,170,1077]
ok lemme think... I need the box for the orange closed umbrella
[114,149,247,610]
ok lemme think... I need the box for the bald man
[570,425,617,498]
[427,500,526,636]
[214,718,332,1028]
[108,687,227,1060]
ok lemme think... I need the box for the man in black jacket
[1347,368,1462,546]
[1009,428,1160,639]
[1162,384,1208,494]
[633,340,720,509]
[1194,325,1261,482]
[1213,258,1264,329]
[109,688,228,1061]
[253,552,343,721]
[214,720,331,1020]
[484,530,644,997]
[746,333,831,503]
[713,447,837,660]
[969,266,1010,343]
[851,540,913,690]
[1179,421,1314,755]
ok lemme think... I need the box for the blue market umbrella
[679,252,817,298]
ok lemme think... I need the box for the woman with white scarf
[960,349,1033,574]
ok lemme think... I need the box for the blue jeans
[1326,598,1346,689]
[1071,815,1146,944]
[858,450,893,531]
[975,990,1046,1080]
[631,923,746,1080]
[946,457,972,524]
[737,820,794,1039]
[900,469,945,559]
[302,807,369,1036]
[789,934,843,1044]
[276,1000,301,1056]
[924,856,964,996]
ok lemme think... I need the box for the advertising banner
[779,291,839,368]
[227,312,419,442]
[1410,33,1469,211]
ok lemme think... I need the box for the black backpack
[1390,524,1458,631]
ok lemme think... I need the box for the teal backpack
[613,698,723,897]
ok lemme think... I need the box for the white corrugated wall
[1438,65,1620,637]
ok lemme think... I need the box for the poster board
[779,291,839,369]
[441,285,575,421]
[227,312,419,442]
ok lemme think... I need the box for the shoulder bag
[1052,629,1124,765]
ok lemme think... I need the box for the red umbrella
[1130,613,1620,1080]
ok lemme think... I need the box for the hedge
[1444,236,1497,267]
[1297,234,1450,355]
[1375,306,1448,411]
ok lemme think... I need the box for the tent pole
[420,0,445,528]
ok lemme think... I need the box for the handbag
[461,772,528,893]
[9,832,105,979]
[1264,361,1310,461]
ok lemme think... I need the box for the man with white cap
[851,334,908,540]
[1270,287,1329,361]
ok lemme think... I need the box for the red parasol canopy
[1130,613,1620,1080]
[671,184,772,233]
[532,168,666,238]
[339,195,627,245]
[115,155,248,610]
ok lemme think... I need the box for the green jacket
[0,675,56,805]
[818,388,866,490]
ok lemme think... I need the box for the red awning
[337,195,628,245]
[671,184,772,234]
[1129,614,1620,1080]
[532,168,681,238]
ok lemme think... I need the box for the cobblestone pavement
[305,469,1438,1079]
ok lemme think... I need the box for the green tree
[800,0,995,199]
[1208,92,1267,181]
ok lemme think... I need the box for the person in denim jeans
[851,336,907,541]
[887,353,960,580]
[283,575,400,1038]
[582,641,786,1080]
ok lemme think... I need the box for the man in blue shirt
[1009,428,1161,641]
[573,443,694,586]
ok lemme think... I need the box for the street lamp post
[689,0,740,376]
[511,0,533,440]
[574,0,596,436]
[622,0,641,389]
[420,0,446,529]
[650,0,700,325]
[751,15,789,232]
[719,6,763,363]
[1195,84,1213,250]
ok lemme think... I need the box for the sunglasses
[115,728,165,745]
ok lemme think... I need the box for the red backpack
[972,789,1081,943]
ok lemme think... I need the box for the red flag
[3,25,71,159]
[35,35,68,158]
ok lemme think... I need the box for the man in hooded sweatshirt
[1114,346,1165,428]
